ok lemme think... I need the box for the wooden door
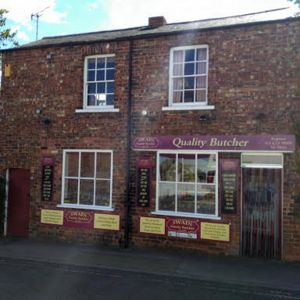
[7,169,30,237]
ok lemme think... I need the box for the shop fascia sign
[132,135,295,152]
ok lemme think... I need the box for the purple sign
[132,135,295,152]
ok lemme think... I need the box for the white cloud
[2,0,66,29]
[98,0,299,30]
[88,2,98,11]
[17,31,31,42]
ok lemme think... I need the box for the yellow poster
[94,214,120,231]
[140,217,165,235]
[201,222,230,242]
[41,209,64,225]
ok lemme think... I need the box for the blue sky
[2,0,299,46]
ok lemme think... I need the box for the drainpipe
[124,40,133,248]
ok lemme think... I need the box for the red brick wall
[0,19,300,259]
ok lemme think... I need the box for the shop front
[133,135,294,259]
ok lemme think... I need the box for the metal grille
[242,168,281,259]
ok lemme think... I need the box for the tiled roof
[14,7,300,50]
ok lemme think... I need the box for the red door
[7,169,30,237]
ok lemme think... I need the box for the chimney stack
[148,16,167,28]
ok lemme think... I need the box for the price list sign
[136,157,153,207]
[41,156,54,202]
[220,158,239,214]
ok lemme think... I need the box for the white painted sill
[162,105,215,111]
[75,108,120,113]
[151,210,221,220]
[57,204,114,211]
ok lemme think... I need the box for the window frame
[155,150,219,219]
[167,45,212,110]
[59,149,114,211]
[79,54,119,113]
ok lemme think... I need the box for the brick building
[1,8,300,260]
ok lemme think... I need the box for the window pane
[96,70,105,81]
[173,78,183,90]
[88,58,96,69]
[196,76,206,89]
[173,64,183,76]
[184,77,195,89]
[177,183,195,213]
[81,152,94,177]
[95,180,110,206]
[178,154,195,182]
[106,94,114,105]
[173,91,183,103]
[197,184,215,214]
[184,63,195,75]
[158,182,175,211]
[96,152,111,178]
[88,83,96,93]
[87,95,96,106]
[88,70,95,81]
[65,152,79,177]
[173,50,183,63]
[184,90,194,102]
[185,49,195,62]
[197,48,207,60]
[197,154,216,183]
[107,57,115,68]
[97,58,105,69]
[79,180,94,205]
[195,90,206,102]
[160,154,176,181]
[64,179,78,204]
[196,62,206,74]
[106,69,115,80]
[97,83,105,93]
[107,82,114,93]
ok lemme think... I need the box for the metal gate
[241,168,281,259]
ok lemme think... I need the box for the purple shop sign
[132,135,295,152]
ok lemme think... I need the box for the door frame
[240,153,284,259]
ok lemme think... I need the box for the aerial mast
[31,6,49,41]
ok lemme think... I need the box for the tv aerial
[31,6,49,41]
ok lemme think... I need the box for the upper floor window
[168,45,210,110]
[83,54,115,110]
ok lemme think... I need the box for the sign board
[136,157,152,207]
[200,222,230,242]
[41,209,64,225]
[166,217,200,239]
[140,217,165,235]
[64,210,94,229]
[94,213,120,231]
[220,159,239,214]
[41,156,54,201]
[133,135,295,152]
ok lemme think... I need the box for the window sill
[162,105,215,111]
[151,210,221,220]
[75,108,120,113]
[57,204,114,211]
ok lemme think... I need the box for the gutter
[124,40,133,248]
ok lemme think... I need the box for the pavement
[0,238,300,294]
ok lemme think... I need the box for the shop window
[61,150,113,210]
[164,45,214,111]
[157,152,218,217]
[76,54,119,113]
